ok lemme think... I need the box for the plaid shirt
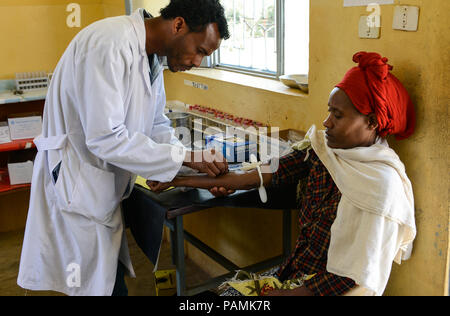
[272,149,356,296]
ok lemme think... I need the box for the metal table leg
[174,215,186,296]
[169,227,177,266]
[167,208,292,296]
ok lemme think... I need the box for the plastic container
[15,72,49,92]
[166,112,192,130]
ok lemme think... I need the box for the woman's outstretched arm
[147,168,273,193]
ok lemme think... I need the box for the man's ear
[172,17,188,35]
[367,113,379,130]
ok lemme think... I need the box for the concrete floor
[0,228,212,296]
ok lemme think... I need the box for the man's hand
[184,148,228,177]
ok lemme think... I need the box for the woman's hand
[146,180,172,193]
[209,186,236,197]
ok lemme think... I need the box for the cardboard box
[0,122,11,144]
[7,161,33,185]
[205,133,257,163]
[8,115,42,140]
[154,270,177,296]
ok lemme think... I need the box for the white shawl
[299,125,416,296]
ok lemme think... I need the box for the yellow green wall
[308,0,449,297]
[0,0,125,80]
[163,0,450,296]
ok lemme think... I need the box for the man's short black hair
[160,0,230,40]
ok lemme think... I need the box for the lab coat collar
[130,8,164,85]
[130,9,147,56]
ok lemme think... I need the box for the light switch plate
[359,16,380,39]
[393,5,419,31]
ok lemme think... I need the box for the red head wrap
[336,52,416,140]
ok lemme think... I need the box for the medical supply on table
[166,112,192,130]
[205,133,257,163]
[250,154,267,203]
[188,104,266,129]
[15,72,49,92]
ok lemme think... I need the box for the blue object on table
[205,133,257,163]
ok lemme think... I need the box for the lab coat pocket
[49,149,73,210]
[70,161,118,224]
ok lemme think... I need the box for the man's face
[323,88,377,149]
[166,21,221,72]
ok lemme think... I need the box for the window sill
[169,68,309,98]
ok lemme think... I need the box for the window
[125,0,212,67]
[125,0,166,17]
[215,0,309,78]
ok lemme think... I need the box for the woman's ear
[367,113,379,130]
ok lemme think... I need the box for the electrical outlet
[393,5,419,31]
[359,16,380,39]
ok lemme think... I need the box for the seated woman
[148,52,417,296]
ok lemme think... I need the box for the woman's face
[323,88,378,149]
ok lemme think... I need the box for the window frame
[125,0,132,15]
[125,0,213,68]
[213,0,286,79]
[125,0,306,77]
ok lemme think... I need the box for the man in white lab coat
[17,0,230,296]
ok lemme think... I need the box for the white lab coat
[17,9,186,296]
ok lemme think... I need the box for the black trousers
[111,261,128,296]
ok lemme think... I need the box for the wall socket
[393,5,420,31]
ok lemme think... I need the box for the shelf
[0,82,47,104]
[0,182,31,195]
[0,139,35,152]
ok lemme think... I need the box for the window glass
[219,0,277,74]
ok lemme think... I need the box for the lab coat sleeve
[74,44,186,182]
[150,75,185,147]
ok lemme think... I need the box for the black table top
[133,184,297,219]
[122,184,297,264]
